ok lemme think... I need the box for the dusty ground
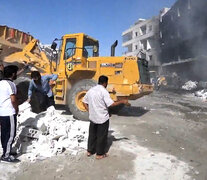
[1,90,207,180]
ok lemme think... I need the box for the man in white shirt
[0,65,20,163]
[83,75,129,159]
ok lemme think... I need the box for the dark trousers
[31,92,55,113]
[46,96,55,108]
[39,95,55,111]
[0,115,17,158]
[87,120,109,155]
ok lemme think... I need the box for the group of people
[0,60,129,163]
[0,61,58,163]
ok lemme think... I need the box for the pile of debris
[182,81,198,90]
[14,102,89,162]
[195,89,207,101]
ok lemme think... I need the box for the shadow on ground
[105,130,129,153]
[55,105,72,115]
[56,104,149,119]
[111,106,149,117]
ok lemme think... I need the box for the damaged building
[122,17,161,71]
[123,0,207,81]
[160,0,207,80]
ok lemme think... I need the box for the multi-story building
[160,0,207,64]
[122,16,161,68]
[160,0,207,80]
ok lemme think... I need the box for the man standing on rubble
[27,71,58,113]
[0,65,20,163]
[82,75,130,159]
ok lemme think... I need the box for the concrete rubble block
[18,101,31,112]
[46,105,56,116]
[36,119,47,132]
[19,141,35,154]
[20,127,42,139]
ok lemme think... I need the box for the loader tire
[68,79,97,121]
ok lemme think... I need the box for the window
[140,25,147,35]
[149,55,153,61]
[177,8,180,17]
[177,30,180,38]
[160,16,163,22]
[123,32,133,43]
[83,37,99,58]
[148,25,152,32]
[171,15,174,21]
[135,32,138,37]
[64,38,76,60]
[135,45,138,50]
[160,31,162,38]
[188,0,191,10]
[140,40,147,50]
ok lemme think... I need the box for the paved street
[2,91,207,180]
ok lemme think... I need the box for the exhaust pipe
[111,40,118,56]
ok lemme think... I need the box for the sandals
[87,151,109,159]
[87,152,92,157]
[96,153,108,160]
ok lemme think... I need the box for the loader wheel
[68,79,97,121]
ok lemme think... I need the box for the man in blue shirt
[27,71,58,112]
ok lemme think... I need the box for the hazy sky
[0,0,176,56]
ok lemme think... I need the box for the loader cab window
[64,38,76,60]
[83,37,99,58]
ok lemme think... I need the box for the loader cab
[51,33,99,74]
[62,33,99,60]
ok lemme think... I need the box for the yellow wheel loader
[2,29,153,120]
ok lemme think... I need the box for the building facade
[122,17,161,67]
[160,0,207,64]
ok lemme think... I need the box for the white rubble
[14,102,89,162]
[117,137,192,180]
[194,89,207,101]
[182,81,198,90]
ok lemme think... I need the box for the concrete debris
[14,102,89,162]
[155,131,160,135]
[194,170,199,175]
[152,131,160,135]
[194,89,207,100]
[182,81,198,90]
